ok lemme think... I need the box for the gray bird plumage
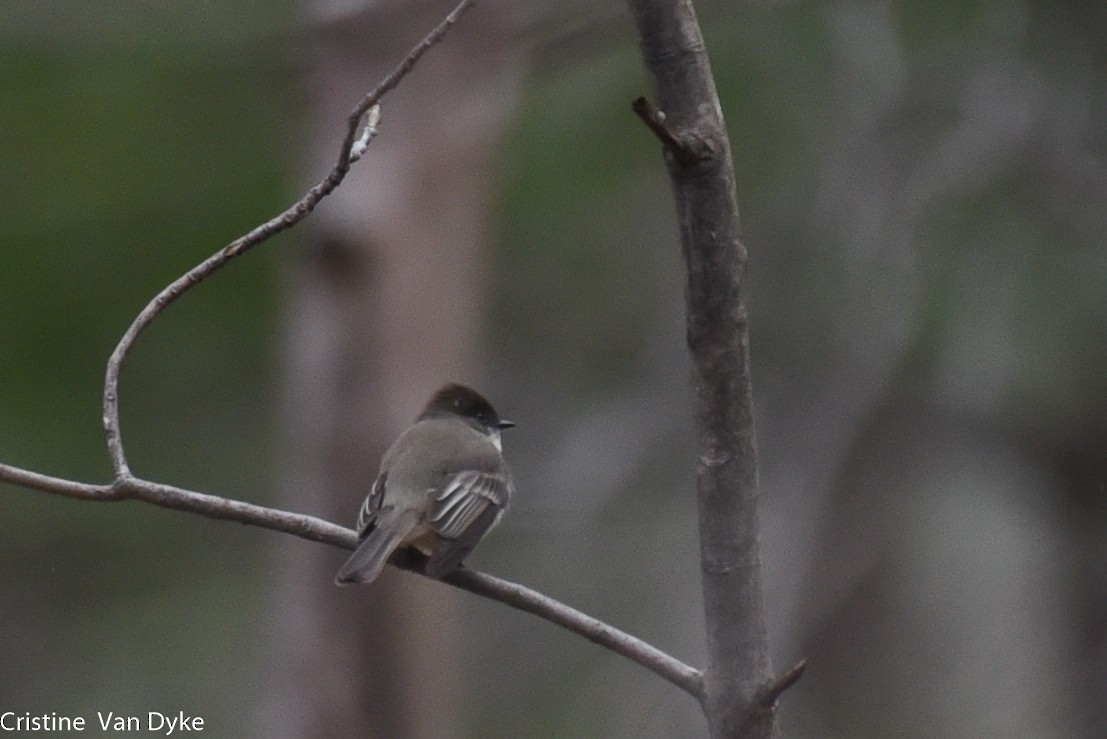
[336,384,514,585]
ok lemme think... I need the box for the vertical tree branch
[627,1,778,737]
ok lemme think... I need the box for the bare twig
[445,567,704,698]
[0,460,703,700]
[0,462,114,500]
[102,0,477,478]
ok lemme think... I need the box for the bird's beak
[497,419,516,430]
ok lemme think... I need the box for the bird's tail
[335,508,419,585]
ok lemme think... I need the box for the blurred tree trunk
[262,2,524,736]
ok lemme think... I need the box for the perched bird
[336,384,514,585]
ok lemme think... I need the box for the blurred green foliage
[1,3,294,731]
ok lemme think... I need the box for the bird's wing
[424,469,511,578]
[355,470,388,535]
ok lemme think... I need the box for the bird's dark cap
[419,383,514,430]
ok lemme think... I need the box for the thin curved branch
[0,462,114,500]
[445,567,705,698]
[113,475,353,546]
[0,461,704,700]
[101,0,476,477]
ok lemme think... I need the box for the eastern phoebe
[336,383,515,585]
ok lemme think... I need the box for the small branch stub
[756,659,807,710]
[632,96,713,167]
[734,659,807,736]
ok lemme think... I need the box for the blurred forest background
[1,1,1105,737]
